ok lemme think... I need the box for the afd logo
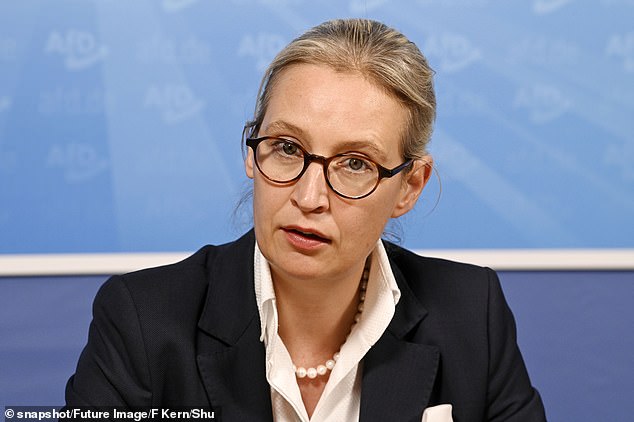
[45,30,108,71]
[532,0,574,14]
[38,87,114,115]
[162,0,200,12]
[606,32,634,72]
[424,33,481,73]
[0,96,11,113]
[238,33,286,71]
[136,35,211,64]
[47,143,109,183]
[144,84,205,124]
[507,36,579,67]
[513,84,571,124]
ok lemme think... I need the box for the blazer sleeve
[65,275,153,407]
[485,268,546,421]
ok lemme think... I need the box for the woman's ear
[245,148,255,179]
[391,155,433,218]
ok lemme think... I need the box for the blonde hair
[244,18,436,160]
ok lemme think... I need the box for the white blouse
[254,240,401,421]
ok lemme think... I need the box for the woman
[66,19,546,421]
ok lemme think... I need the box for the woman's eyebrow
[262,120,306,138]
[262,121,388,161]
[336,140,387,162]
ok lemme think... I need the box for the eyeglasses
[246,136,413,199]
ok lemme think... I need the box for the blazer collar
[359,246,440,422]
[197,230,258,344]
[196,230,273,421]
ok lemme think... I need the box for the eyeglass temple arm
[378,159,413,179]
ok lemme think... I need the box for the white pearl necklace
[293,267,369,379]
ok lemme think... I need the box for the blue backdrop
[1,1,633,254]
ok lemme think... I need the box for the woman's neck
[271,262,366,362]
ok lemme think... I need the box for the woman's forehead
[261,64,407,159]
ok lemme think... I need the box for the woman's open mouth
[282,227,331,250]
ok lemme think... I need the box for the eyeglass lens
[254,138,380,198]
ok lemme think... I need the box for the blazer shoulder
[96,231,256,314]
[384,240,500,314]
[384,240,494,284]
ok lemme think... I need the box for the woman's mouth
[282,227,331,250]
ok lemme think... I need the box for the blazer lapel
[196,321,272,422]
[195,231,274,422]
[360,256,440,422]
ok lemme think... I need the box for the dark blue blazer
[66,230,546,421]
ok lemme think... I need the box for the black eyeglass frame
[246,136,413,200]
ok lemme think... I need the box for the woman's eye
[270,139,301,157]
[342,157,371,172]
[281,142,298,156]
[348,158,365,171]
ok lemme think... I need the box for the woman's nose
[290,161,330,213]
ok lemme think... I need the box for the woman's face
[245,63,430,283]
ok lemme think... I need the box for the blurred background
[1,0,633,252]
[0,1,633,420]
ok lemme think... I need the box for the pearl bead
[307,367,318,379]
[296,367,307,378]
[325,359,335,370]
[317,365,328,375]
[333,352,340,361]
